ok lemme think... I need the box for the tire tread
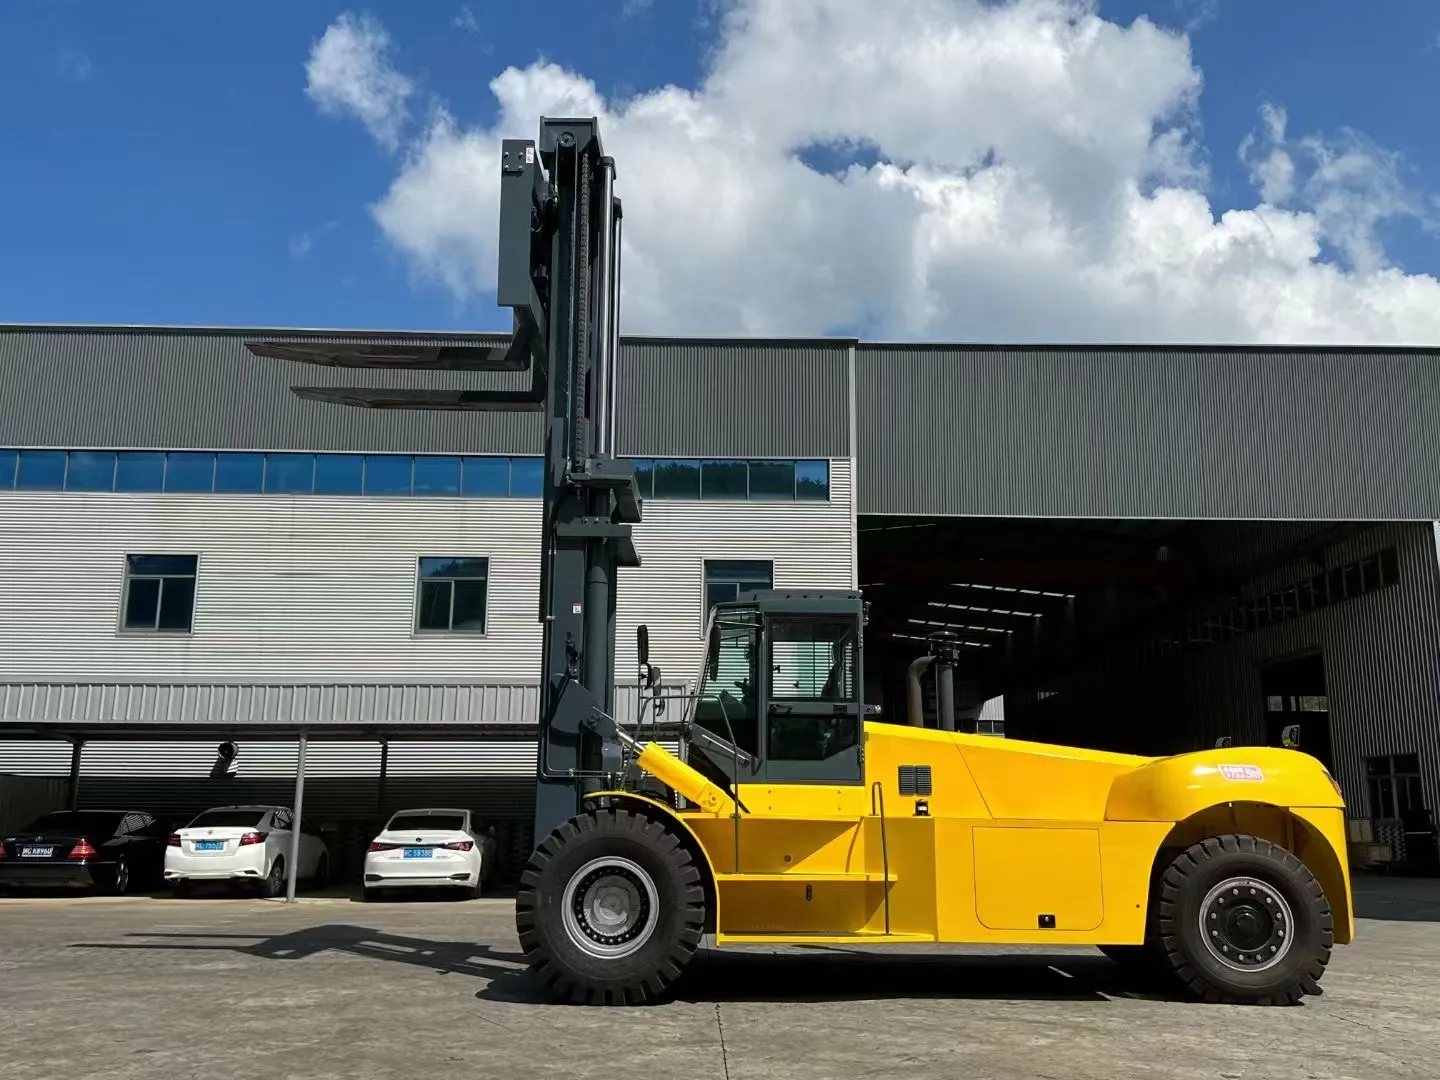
[514,807,706,1005]
[1155,833,1333,1006]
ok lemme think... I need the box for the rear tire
[1155,834,1333,1005]
[515,808,706,1005]
[261,857,286,899]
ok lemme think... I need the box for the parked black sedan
[0,809,172,894]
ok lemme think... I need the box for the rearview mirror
[707,623,720,682]
[637,624,649,667]
[1280,723,1301,750]
[647,663,662,692]
[1214,736,1233,749]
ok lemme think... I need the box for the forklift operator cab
[683,590,870,790]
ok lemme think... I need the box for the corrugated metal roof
[0,680,676,736]
[855,344,1440,519]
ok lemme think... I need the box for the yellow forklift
[256,115,1353,1008]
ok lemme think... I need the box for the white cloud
[313,0,1440,344]
[453,6,480,34]
[305,11,414,152]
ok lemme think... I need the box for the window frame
[413,555,491,636]
[701,558,774,636]
[117,553,201,635]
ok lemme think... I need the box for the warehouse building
[2,325,1439,875]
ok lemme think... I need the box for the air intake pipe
[906,655,935,727]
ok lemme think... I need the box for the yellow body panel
[602,719,1352,949]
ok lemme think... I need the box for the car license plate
[20,846,53,858]
[195,840,224,851]
[403,848,432,859]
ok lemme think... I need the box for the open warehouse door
[857,515,1436,817]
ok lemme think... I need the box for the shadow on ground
[69,925,1182,1005]
[1352,873,1440,922]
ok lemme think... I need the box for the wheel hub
[561,856,659,960]
[1198,876,1294,972]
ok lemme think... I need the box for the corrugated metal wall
[0,327,851,460]
[0,472,854,686]
[615,460,858,680]
[0,490,546,682]
[0,326,543,455]
[854,344,1440,518]
[1006,522,1440,815]
[613,338,850,457]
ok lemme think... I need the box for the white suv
[165,804,329,898]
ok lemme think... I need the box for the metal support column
[376,739,389,821]
[286,732,308,904]
[67,740,83,811]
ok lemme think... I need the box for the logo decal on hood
[1219,764,1265,782]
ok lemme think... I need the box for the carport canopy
[0,719,539,903]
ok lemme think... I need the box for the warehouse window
[704,559,774,620]
[629,458,829,501]
[15,450,67,488]
[0,448,827,501]
[1366,754,1424,820]
[114,451,166,492]
[121,554,199,633]
[416,557,489,634]
[313,454,363,495]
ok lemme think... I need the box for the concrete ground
[0,876,1437,1080]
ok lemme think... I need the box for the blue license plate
[403,848,432,859]
[195,841,224,851]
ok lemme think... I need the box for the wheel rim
[560,856,660,960]
[1198,876,1294,973]
[115,861,129,893]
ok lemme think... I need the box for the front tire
[1155,834,1333,1005]
[515,808,706,1005]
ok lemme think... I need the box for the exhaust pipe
[906,655,935,727]
[937,659,956,733]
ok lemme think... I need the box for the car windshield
[18,811,125,837]
[387,813,465,832]
[188,809,267,828]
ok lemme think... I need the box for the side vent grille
[898,765,933,797]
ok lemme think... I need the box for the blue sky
[1,1,1438,341]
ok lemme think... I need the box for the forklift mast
[244,116,640,847]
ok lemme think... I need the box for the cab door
[734,613,868,853]
[761,611,865,787]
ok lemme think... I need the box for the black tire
[169,879,193,898]
[1155,834,1333,1005]
[313,854,330,887]
[515,808,706,1005]
[261,857,285,899]
[362,886,382,903]
[109,857,132,896]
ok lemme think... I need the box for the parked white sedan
[165,804,329,898]
[363,808,497,901]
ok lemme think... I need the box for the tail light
[167,834,182,847]
[69,839,98,860]
[443,841,474,852]
[368,842,400,852]
[238,831,268,846]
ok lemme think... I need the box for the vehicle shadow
[70,926,528,983]
[660,948,1179,1005]
[69,927,1182,1005]
[474,946,1190,1005]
